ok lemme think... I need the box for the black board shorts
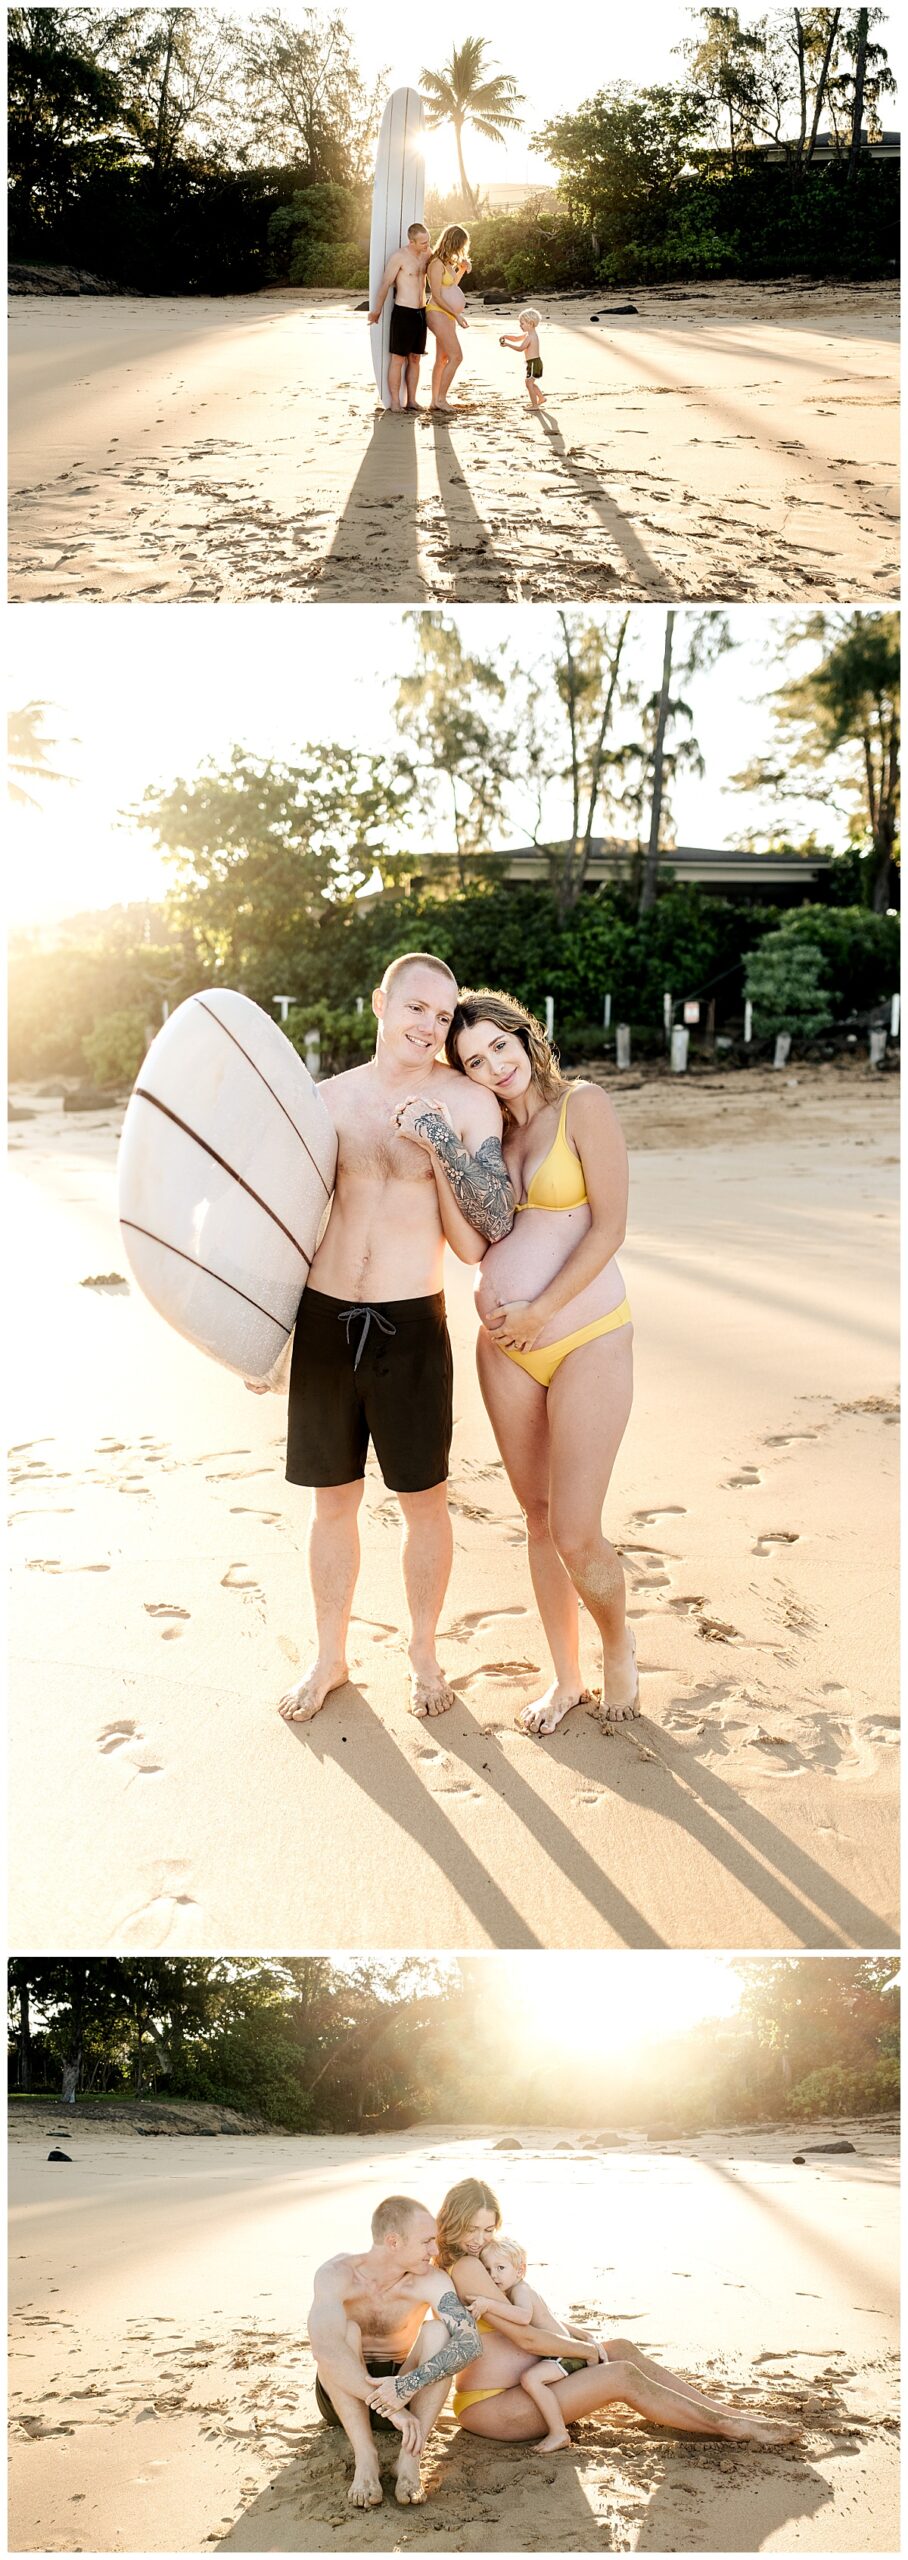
[286,1290,453,1493]
[526,357,543,379]
[389,302,428,357]
[316,2355,402,2432]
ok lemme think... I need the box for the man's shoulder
[312,2248,356,2295]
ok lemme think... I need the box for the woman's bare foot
[599,1631,639,1723]
[278,1657,348,1723]
[348,2462,383,2508]
[536,2427,572,2451]
[721,2412,801,2446]
[394,2450,425,2503]
[519,1682,592,1736]
[409,1657,456,1717]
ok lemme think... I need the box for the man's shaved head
[380,951,457,999]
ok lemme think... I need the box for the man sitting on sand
[277,952,515,1724]
[307,2194,484,2508]
[367,222,431,410]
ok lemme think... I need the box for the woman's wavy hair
[432,223,470,265]
[444,988,566,1116]
[435,2178,501,2270]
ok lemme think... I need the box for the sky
[7,603,846,931]
[331,0,904,192]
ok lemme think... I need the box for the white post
[303,1030,322,1079]
[603,992,612,1030]
[663,991,673,1043]
[544,995,555,1041]
[161,999,170,1023]
[869,1028,887,1067]
[671,1025,689,1074]
[273,996,296,1024]
[890,993,900,1040]
[773,1032,791,1069]
[355,997,364,1016]
[743,999,753,1045]
[616,1023,631,1070]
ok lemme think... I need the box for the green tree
[7,7,127,241]
[8,702,74,807]
[420,37,524,216]
[395,612,517,889]
[679,7,766,169]
[536,85,705,256]
[732,609,899,911]
[237,8,383,185]
[90,7,241,184]
[634,612,731,917]
[743,928,833,1038]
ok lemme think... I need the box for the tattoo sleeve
[414,1111,515,1241]
[393,2292,482,2400]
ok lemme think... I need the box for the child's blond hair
[480,2233,527,2283]
[519,308,541,327]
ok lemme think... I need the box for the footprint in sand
[763,1429,820,1447]
[725,1465,763,1490]
[458,1658,540,1686]
[753,1531,800,1557]
[220,1564,261,1592]
[144,1602,190,1638]
[452,1606,530,1637]
[96,1719,162,1776]
[631,1504,687,1526]
[26,1557,110,1574]
[349,1615,397,1645]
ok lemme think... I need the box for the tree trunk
[15,1966,33,2093]
[793,11,808,161]
[805,8,841,163]
[453,113,477,216]
[572,614,630,906]
[638,612,675,918]
[847,8,869,182]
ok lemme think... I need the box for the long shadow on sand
[315,413,423,600]
[429,414,511,598]
[298,1689,666,1949]
[534,409,678,597]
[217,2409,839,2551]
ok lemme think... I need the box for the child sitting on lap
[476,2236,600,2452]
[499,309,546,405]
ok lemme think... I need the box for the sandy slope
[7,1066,898,1952]
[7,2117,899,2554]
[7,281,899,604]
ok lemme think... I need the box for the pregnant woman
[433,2180,799,2452]
[425,224,471,413]
[440,989,638,1734]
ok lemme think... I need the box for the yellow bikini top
[514,1088,589,1212]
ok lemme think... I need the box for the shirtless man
[367,221,431,410]
[307,2195,484,2508]
[279,952,515,1723]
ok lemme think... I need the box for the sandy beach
[7,281,899,605]
[7,2113,898,2553]
[8,1063,898,1953]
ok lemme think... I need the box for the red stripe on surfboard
[131,1088,313,1264]
[192,997,333,1196]
[120,1218,295,1336]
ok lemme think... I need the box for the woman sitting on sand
[426,988,638,1735]
[425,225,471,412]
[434,2178,799,2451]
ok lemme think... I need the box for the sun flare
[486,1954,744,2067]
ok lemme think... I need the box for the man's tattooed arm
[412,1109,515,1241]
[392,2293,482,2400]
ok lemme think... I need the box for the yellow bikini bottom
[499,1296,632,1389]
[453,2382,508,2417]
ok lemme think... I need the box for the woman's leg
[461,2351,799,2446]
[546,1327,638,1719]
[476,1330,587,1730]
[427,311,461,408]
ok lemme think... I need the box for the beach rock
[591,305,639,318]
[63,1086,118,1112]
[555,2140,574,2150]
[9,261,122,296]
[47,2148,72,2162]
[493,2136,522,2150]
[793,2154,806,2165]
[802,2140,857,2155]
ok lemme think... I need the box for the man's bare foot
[409,1658,456,1717]
[536,2428,571,2451]
[278,1657,348,1723]
[599,1632,639,1724]
[519,1682,592,1737]
[348,2463,383,2507]
[394,2450,425,2503]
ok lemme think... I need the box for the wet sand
[8,281,899,604]
[8,2116,899,2553]
[7,1065,898,1952]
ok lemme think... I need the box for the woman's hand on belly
[484,1298,544,1353]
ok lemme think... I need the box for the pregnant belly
[477,1208,626,1348]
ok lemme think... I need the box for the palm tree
[8,702,73,808]
[420,38,524,215]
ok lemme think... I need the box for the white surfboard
[117,990,337,1383]
[370,84,426,408]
